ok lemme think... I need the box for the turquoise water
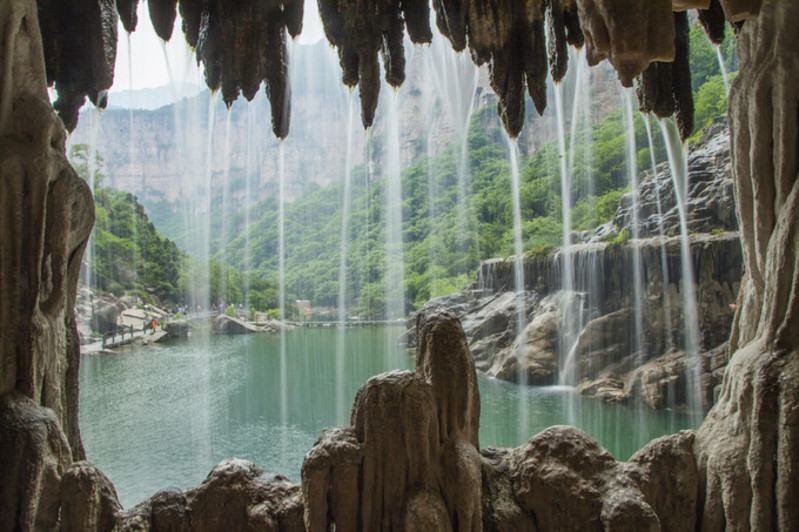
[79,327,694,508]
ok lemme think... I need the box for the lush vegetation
[71,145,185,304]
[82,22,735,318]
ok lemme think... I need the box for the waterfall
[506,133,529,440]
[278,141,288,423]
[423,40,481,282]
[84,103,104,292]
[716,46,731,95]
[383,90,406,326]
[659,117,703,420]
[219,108,233,305]
[507,136,526,336]
[420,46,439,286]
[554,84,573,295]
[335,91,356,424]
[644,114,674,353]
[621,88,645,366]
[202,92,218,309]
[454,64,480,270]
[243,100,254,308]
[554,79,582,388]
[126,33,138,262]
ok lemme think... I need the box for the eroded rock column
[695,1,799,530]
[0,0,94,528]
[302,310,482,531]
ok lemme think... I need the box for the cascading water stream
[506,134,528,440]
[202,91,218,310]
[420,47,439,282]
[455,67,480,267]
[425,41,481,275]
[126,33,138,258]
[219,108,233,305]
[554,82,581,388]
[643,114,674,353]
[278,141,287,424]
[715,46,731,95]
[621,88,645,367]
[554,84,573,296]
[383,89,406,344]
[659,117,702,420]
[335,91,356,425]
[84,103,104,292]
[243,101,255,305]
[507,136,526,336]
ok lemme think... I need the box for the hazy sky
[112,1,325,92]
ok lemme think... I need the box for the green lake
[79,327,695,508]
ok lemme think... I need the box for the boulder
[116,459,305,531]
[488,296,561,385]
[91,299,121,334]
[212,315,256,335]
[166,320,190,339]
[0,394,72,531]
[60,461,122,531]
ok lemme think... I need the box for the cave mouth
[5,0,799,530]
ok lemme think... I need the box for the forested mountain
[71,145,185,304]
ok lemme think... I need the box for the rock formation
[302,310,482,530]
[0,2,94,528]
[694,2,799,529]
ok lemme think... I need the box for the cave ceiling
[36,0,759,140]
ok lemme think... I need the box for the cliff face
[470,233,741,405]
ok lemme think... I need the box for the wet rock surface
[610,124,736,239]
[406,231,741,409]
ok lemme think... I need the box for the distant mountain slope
[106,83,203,110]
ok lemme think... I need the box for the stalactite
[636,63,659,114]
[178,0,202,48]
[698,0,727,45]
[577,0,675,87]
[546,0,569,84]
[116,0,139,33]
[37,0,118,132]
[526,16,549,118]
[672,12,694,141]
[166,1,301,138]
[316,0,432,128]
[635,12,694,141]
[718,0,762,22]
[563,1,585,49]
[147,0,178,41]
[431,1,553,138]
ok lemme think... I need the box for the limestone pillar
[0,0,94,528]
[695,1,799,530]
